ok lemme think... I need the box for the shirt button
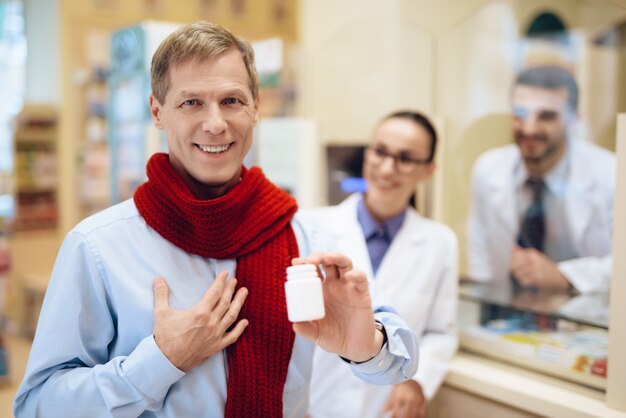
[377,359,385,367]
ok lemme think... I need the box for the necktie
[517,177,546,251]
[368,226,390,275]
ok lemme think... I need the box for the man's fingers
[516,271,536,286]
[418,403,427,418]
[153,277,170,312]
[512,264,528,279]
[213,277,239,318]
[220,319,249,348]
[198,270,228,310]
[292,321,319,343]
[291,256,314,266]
[293,252,356,283]
[219,287,248,329]
[510,249,529,270]
[513,253,542,286]
[293,252,354,277]
[345,269,369,293]
[510,263,524,276]
[320,253,353,272]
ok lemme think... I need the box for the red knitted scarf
[134,153,298,417]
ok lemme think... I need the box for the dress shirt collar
[514,142,571,195]
[357,196,406,241]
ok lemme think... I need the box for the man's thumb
[153,277,170,311]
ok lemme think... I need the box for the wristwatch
[375,320,388,348]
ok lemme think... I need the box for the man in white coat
[468,65,615,293]
[306,111,459,418]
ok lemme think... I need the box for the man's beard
[515,133,565,166]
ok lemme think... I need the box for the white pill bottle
[284,264,326,322]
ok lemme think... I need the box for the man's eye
[538,111,559,121]
[181,99,198,106]
[224,97,242,106]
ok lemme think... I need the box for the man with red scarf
[15,21,418,418]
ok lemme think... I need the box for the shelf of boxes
[13,106,59,232]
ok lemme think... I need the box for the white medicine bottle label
[284,264,325,322]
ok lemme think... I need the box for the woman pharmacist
[306,111,459,418]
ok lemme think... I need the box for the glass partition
[438,0,625,276]
[437,0,625,394]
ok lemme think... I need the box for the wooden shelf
[15,186,56,194]
[14,128,58,144]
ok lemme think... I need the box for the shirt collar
[514,142,571,194]
[357,196,406,241]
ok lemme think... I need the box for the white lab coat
[467,139,615,293]
[305,194,459,418]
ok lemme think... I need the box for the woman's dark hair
[383,110,438,163]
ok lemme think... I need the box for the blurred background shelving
[13,105,58,232]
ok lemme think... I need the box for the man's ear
[149,94,164,129]
[566,110,579,131]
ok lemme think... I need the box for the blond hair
[151,21,259,104]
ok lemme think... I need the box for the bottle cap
[286,264,316,274]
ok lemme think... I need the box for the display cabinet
[458,280,608,391]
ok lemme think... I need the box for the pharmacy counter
[429,351,626,418]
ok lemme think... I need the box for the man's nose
[521,114,540,135]
[202,104,227,135]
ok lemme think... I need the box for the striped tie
[517,177,545,251]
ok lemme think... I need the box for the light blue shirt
[14,199,418,418]
[356,197,406,275]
